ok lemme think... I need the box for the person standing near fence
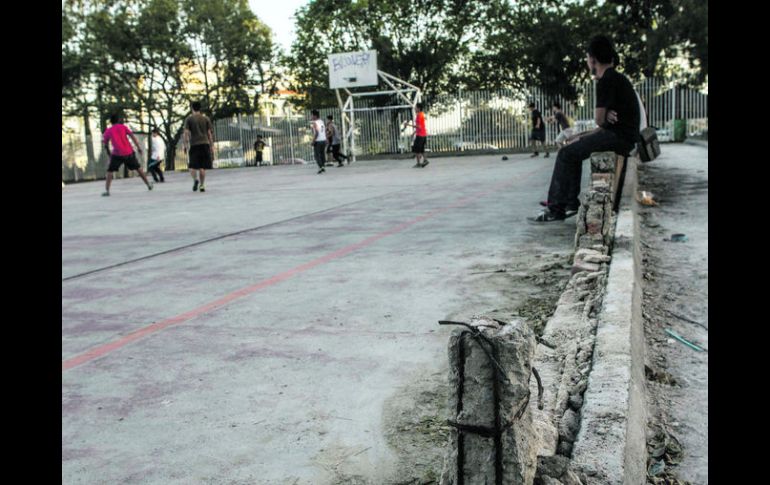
[148,128,165,183]
[310,110,327,174]
[184,101,214,192]
[549,102,576,147]
[403,103,429,168]
[254,135,267,166]
[101,114,153,196]
[528,102,549,158]
[326,115,349,167]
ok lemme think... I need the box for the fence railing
[62,78,708,182]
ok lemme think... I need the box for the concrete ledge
[571,159,647,484]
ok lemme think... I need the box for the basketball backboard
[328,50,378,89]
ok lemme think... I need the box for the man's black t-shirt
[596,67,640,145]
[554,112,570,131]
[531,109,544,131]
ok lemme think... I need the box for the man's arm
[208,128,214,156]
[103,141,111,158]
[564,110,607,144]
[566,125,608,144]
[183,129,190,151]
[594,107,607,127]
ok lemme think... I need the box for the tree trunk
[166,125,185,172]
[83,107,96,166]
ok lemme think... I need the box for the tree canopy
[284,0,708,106]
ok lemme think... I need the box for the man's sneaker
[101,191,110,197]
[413,163,421,168]
[539,200,549,207]
[193,180,199,192]
[544,152,550,158]
[527,210,566,222]
[420,160,430,167]
[337,163,344,167]
[564,209,578,219]
[199,184,205,192]
[317,168,325,174]
[530,152,539,158]
[147,183,153,190]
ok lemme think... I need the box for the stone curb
[570,158,647,484]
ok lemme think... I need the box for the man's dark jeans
[547,129,633,215]
[313,141,326,169]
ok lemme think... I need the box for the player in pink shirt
[101,114,153,196]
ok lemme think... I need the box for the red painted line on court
[62,167,543,372]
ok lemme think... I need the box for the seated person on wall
[530,35,640,222]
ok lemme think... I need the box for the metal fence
[62,78,708,182]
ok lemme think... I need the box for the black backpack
[637,127,661,162]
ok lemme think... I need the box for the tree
[463,0,708,98]
[464,1,615,99]
[182,0,274,119]
[596,0,707,84]
[62,0,277,171]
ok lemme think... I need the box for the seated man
[530,36,640,222]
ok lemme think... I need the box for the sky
[248,0,311,52]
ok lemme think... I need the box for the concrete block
[589,152,617,173]
[442,319,538,485]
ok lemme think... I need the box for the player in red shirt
[403,103,429,168]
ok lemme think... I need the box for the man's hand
[607,110,619,124]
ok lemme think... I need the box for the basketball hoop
[328,50,422,163]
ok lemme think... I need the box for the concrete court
[62,153,581,484]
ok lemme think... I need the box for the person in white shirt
[148,128,166,183]
[310,110,327,174]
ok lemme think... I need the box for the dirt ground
[637,146,708,484]
[341,252,573,484]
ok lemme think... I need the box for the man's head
[109,113,122,125]
[311,109,320,119]
[152,128,160,136]
[416,103,424,112]
[326,115,333,122]
[552,102,562,113]
[586,36,616,76]
[257,134,262,140]
[528,102,536,111]
[191,101,202,112]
